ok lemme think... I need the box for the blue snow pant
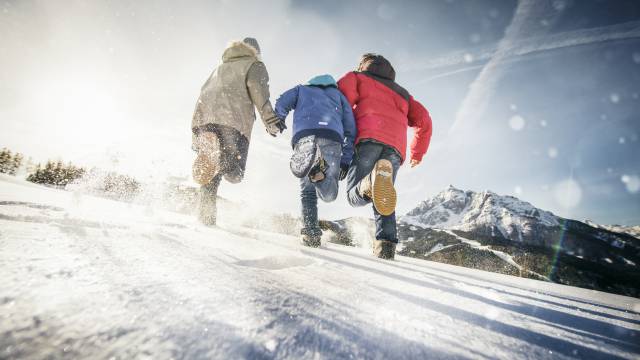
[346,140,402,243]
[300,137,342,237]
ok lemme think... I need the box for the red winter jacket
[337,64,432,163]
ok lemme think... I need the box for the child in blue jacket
[275,74,357,247]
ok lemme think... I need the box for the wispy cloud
[402,20,640,74]
[449,0,562,134]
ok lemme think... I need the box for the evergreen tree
[54,161,63,185]
[0,148,12,174]
[26,164,42,183]
[9,153,23,175]
[26,160,86,187]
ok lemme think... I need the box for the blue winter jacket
[275,74,357,166]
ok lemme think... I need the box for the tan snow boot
[369,159,396,216]
[357,169,373,199]
[193,132,221,185]
[373,239,396,260]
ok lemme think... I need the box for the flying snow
[553,179,582,208]
[610,93,621,104]
[552,0,568,12]
[376,3,397,21]
[484,308,501,320]
[547,147,558,158]
[633,51,640,64]
[621,174,640,193]
[509,115,525,131]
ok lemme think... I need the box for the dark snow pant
[300,137,342,237]
[346,140,402,243]
[194,124,249,224]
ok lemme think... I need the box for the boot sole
[192,132,220,185]
[290,136,317,178]
[302,237,321,248]
[371,159,396,216]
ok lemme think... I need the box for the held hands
[265,116,286,137]
[276,119,287,133]
[410,159,421,168]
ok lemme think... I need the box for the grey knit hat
[242,37,260,54]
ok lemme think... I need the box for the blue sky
[0,0,639,224]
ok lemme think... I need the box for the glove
[265,117,286,137]
[339,163,350,181]
[276,119,287,133]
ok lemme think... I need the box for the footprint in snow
[235,256,314,270]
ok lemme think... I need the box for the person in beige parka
[191,37,285,226]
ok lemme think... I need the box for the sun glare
[34,74,126,150]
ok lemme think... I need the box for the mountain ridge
[322,185,640,297]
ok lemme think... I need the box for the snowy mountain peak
[402,187,560,244]
[584,220,640,239]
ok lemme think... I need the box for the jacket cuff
[411,152,424,162]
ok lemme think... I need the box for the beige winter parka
[191,41,278,143]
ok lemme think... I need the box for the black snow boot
[290,135,318,178]
[373,239,396,260]
[301,227,322,248]
[302,234,322,248]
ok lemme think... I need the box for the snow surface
[1,176,639,359]
[439,229,548,281]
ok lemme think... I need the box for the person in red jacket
[338,53,432,260]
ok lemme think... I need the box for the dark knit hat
[242,37,261,54]
[357,53,396,81]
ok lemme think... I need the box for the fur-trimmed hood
[222,41,261,63]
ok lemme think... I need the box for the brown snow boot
[359,159,396,216]
[373,239,396,260]
[193,132,221,185]
[308,157,327,183]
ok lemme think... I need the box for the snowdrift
[1,175,639,359]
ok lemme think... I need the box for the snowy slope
[1,176,639,359]
[585,220,640,240]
